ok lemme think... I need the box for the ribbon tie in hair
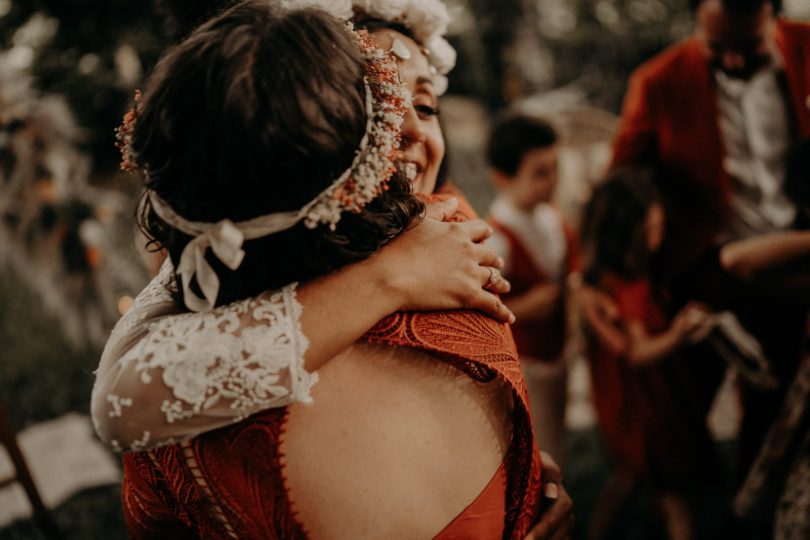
[176,220,246,312]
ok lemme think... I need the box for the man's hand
[525,452,574,540]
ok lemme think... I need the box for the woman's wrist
[349,252,408,314]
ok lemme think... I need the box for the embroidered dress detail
[122,308,543,539]
[91,260,316,452]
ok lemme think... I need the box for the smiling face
[696,0,775,80]
[370,30,445,195]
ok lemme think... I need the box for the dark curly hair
[581,168,662,284]
[156,1,451,189]
[159,0,238,40]
[131,1,423,308]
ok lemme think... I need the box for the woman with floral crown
[93,0,508,452]
[94,1,573,538]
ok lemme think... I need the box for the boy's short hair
[487,114,558,177]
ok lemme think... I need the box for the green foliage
[0,266,100,430]
[0,0,171,169]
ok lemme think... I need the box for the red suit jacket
[612,19,810,271]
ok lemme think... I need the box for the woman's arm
[92,199,514,451]
[720,230,810,281]
[503,283,562,322]
[577,284,626,356]
[623,305,706,366]
[295,206,515,370]
[623,319,682,365]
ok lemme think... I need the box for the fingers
[528,487,575,540]
[579,286,626,354]
[467,289,514,323]
[539,451,562,483]
[528,454,574,539]
[424,197,459,221]
[454,219,493,243]
[549,513,575,540]
[479,266,511,295]
[476,246,506,270]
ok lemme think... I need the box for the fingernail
[508,313,516,324]
[497,256,505,268]
[448,197,458,206]
[543,482,559,500]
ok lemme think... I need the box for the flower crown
[280,0,457,94]
[352,0,456,92]
[117,25,409,311]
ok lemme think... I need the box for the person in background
[485,113,579,465]
[581,168,716,540]
[580,4,810,535]
[721,139,810,298]
[723,140,810,539]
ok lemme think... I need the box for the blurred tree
[448,0,695,113]
[1,0,807,168]
[450,0,807,114]
[450,0,526,108]
[0,0,171,171]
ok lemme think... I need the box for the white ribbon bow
[176,220,246,312]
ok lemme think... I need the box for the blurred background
[0,0,808,538]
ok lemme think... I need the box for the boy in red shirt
[486,114,579,464]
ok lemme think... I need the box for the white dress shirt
[715,65,796,241]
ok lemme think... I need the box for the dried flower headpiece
[114,89,141,173]
[351,0,456,94]
[280,0,457,95]
[117,25,409,312]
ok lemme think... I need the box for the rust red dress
[588,274,714,490]
[121,196,543,539]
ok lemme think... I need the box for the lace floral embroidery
[92,260,316,452]
[123,286,315,419]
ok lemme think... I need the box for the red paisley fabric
[122,192,543,540]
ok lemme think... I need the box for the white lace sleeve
[91,260,317,452]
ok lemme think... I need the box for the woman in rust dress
[92,2,568,538]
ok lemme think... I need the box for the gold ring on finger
[485,267,501,290]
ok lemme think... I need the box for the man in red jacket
[583,0,809,536]
[613,0,810,270]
